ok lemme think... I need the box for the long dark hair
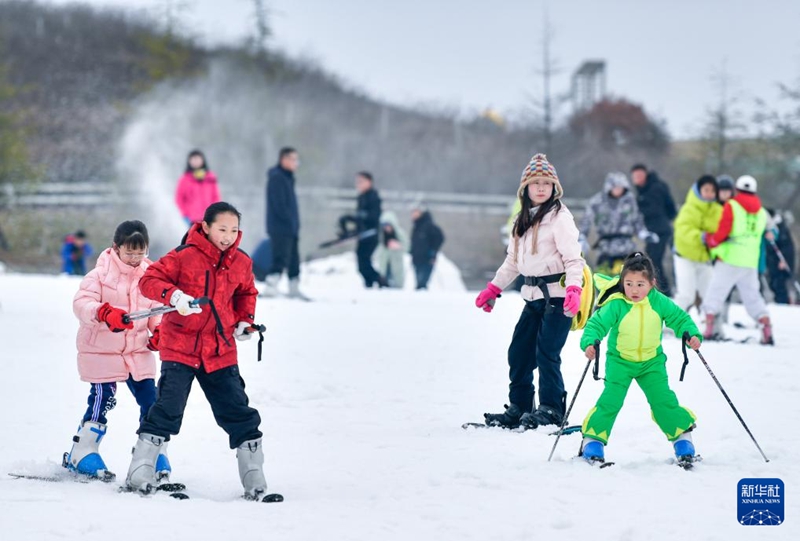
[185,149,208,172]
[513,189,562,239]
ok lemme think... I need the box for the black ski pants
[138,361,262,449]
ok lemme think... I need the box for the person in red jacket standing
[123,202,271,500]
[701,175,773,344]
[174,150,221,226]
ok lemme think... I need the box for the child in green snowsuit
[579,252,703,464]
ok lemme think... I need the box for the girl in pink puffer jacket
[64,220,170,481]
[475,154,585,430]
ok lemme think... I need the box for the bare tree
[249,0,271,56]
[703,60,745,174]
[523,6,563,155]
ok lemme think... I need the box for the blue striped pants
[81,376,157,425]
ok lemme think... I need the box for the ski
[573,457,615,468]
[671,455,702,471]
[118,482,189,499]
[245,492,285,503]
[9,470,115,483]
[461,422,582,436]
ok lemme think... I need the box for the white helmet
[735,175,758,193]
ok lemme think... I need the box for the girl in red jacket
[124,202,268,500]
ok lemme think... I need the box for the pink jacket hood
[73,248,163,383]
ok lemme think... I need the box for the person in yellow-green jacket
[672,175,722,312]
[578,252,703,465]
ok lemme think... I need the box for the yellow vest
[712,200,767,268]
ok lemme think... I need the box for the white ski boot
[287,278,311,301]
[125,433,165,493]
[259,274,281,298]
[237,438,268,501]
[63,421,116,481]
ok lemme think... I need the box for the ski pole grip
[190,296,210,307]
[243,323,267,335]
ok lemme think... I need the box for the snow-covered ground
[1,254,797,540]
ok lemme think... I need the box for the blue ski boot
[673,432,696,462]
[63,421,116,481]
[580,438,605,463]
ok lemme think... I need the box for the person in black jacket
[765,208,796,304]
[410,205,445,290]
[630,164,677,296]
[264,147,308,299]
[339,171,385,288]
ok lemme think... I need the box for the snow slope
[0,258,797,540]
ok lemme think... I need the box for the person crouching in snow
[124,202,269,500]
[475,153,585,429]
[700,175,773,345]
[579,252,702,465]
[67,220,165,481]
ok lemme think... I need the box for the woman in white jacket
[475,153,585,429]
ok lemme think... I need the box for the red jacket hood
[731,192,762,213]
[184,222,244,268]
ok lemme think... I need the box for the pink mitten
[475,282,503,313]
[563,285,582,317]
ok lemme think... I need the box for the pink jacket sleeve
[175,175,190,218]
[73,271,103,324]
[553,211,585,288]
[490,235,521,290]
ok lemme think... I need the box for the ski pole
[681,333,769,463]
[679,332,690,381]
[243,324,267,362]
[766,238,800,296]
[123,297,210,323]
[548,340,599,462]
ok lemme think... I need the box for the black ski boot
[520,404,563,428]
[483,404,524,428]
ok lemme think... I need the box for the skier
[410,205,445,290]
[475,153,585,429]
[630,164,677,296]
[61,230,93,276]
[765,208,795,304]
[124,202,271,501]
[66,220,167,481]
[716,175,734,205]
[175,149,220,226]
[579,252,702,465]
[672,175,721,311]
[701,175,773,344]
[338,171,386,288]
[578,171,654,275]
[376,211,409,288]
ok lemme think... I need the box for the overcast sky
[47,0,800,139]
